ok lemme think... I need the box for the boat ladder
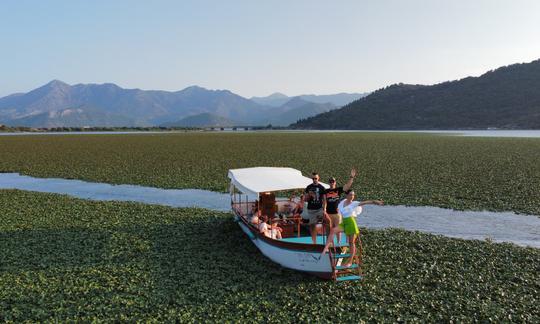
[329,237,363,282]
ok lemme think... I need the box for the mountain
[251,92,368,107]
[0,81,268,127]
[250,92,290,107]
[0,81,347,128]
[252,97,336,126]
[161,113,238,127]
[11,104,137,128]
[276,97,315,111]
[297,93,369,106]
[10,105,137,128]
[267,100,336,126]
[292,59,540,130]
[161,98,335,127]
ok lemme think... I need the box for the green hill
[292,59,540,129]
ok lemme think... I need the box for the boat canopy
[228,167,329,199]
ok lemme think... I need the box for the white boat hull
[237,220,333,278]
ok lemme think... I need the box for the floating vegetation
[1,132,540,215]
[0,190,538,322]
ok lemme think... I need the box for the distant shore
[2,126,540,138]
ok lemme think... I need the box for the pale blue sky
[1,0,540,97]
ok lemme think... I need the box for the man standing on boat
[323,168,357,245]
[303,172,327,244]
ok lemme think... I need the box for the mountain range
[293,59,540,129]
[250,92,368,107]
[5,58,538,130]
[0,81,357,128]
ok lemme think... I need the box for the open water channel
[1,130,540,137]
[1,173,538,248]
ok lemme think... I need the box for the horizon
[2,1,540,97]
[4,56,539,99]
[4,78,369,98]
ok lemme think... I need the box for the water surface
[1,130,540,138]
[1,173,538,248]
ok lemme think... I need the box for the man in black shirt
[323,168,357,245]
[303,172,327,244]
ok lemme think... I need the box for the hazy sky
[1,0,540,97]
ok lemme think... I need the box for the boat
[228,167,363,281]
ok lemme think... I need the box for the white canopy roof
[228,167,328,198]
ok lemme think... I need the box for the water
[0,131,179,136]
[1,173,538,248]
[1,130,540,138]
[0,173,229,211]
[291,130,540,138]
[411,130,540,138]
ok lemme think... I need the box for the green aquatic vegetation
[1,132,540,215]
[0,190,538,322]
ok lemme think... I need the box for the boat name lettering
[296,252,320,264]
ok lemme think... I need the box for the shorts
[301,208,324,225]
[339,217,359,236]
[327,213,342,228]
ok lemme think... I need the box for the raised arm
[343,168,357,192]
[359,199,384,206]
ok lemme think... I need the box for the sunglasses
[329,180,336,183]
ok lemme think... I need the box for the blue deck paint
[280,235,349,246]
[337,275,362,282]
[336,264,359,270]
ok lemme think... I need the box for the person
[323,168,357,245]
[258,215,269,234]
[288,192,304,217]
[321,190,383,267]
[270,222,283,239]
[258,215,282,239]
[303,172,327,244]
[249,202,260,225]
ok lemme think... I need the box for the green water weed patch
[0,190,538,321]
[1,132,540,215]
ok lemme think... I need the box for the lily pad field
[1,132,540,214]
[1,132,539,321]
[1,190,538,322]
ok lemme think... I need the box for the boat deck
[280,234,349,246]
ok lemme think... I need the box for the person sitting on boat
[258,215,282,239]
[250,202,260,225]
[250,215,260,225]
[323,168,357,245]
[270,222,283,239]
[288,193,304,217]
[303,172,328,244]
[321,190,384,267]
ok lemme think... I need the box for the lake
[1,172,538,248]
[1,129,540,137]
